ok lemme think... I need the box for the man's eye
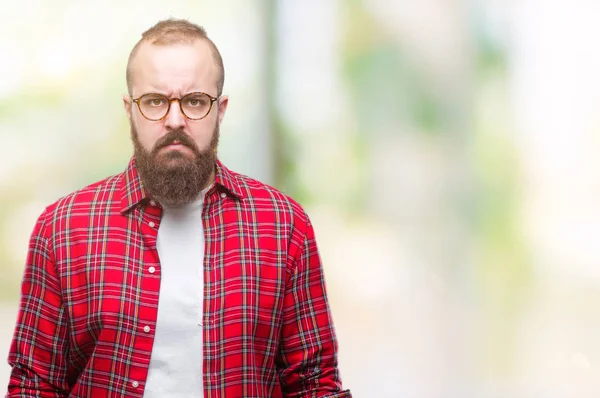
[186,98,207,107]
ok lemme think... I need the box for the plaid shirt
[7,158,351,398]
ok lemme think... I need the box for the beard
[130,121,219,207]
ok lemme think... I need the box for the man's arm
[6,210,71,397]
[277,216,352,398]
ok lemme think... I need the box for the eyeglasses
[131,92,218,121]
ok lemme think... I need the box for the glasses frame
[131,92,219,121]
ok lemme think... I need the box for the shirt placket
[124,202,163,395]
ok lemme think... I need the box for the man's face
[123,40,228,205]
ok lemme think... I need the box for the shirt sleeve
[6,209,72,397]
[277,215,352,398]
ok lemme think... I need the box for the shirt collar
[213,158,245,199]
[119,157,244,214]
[119,157,148,214]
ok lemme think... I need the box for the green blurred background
[2,0,600,396]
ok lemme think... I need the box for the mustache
[152,130,199,154]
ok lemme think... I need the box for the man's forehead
[129,40,218,92]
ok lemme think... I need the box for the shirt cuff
[323,390,353,398]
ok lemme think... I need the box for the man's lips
[162,140,189,149]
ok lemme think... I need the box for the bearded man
[6,18,351,398]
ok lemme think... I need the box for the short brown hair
[126,19,225,96]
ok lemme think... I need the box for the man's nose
[164,99,186,130]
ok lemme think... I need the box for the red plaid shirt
[7,158,351,398]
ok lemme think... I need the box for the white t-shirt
[144,189,209,397]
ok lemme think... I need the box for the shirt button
[132,380,139,388]
[149,221,156,228]
[148,266,156,274]
[143,325,151,333]
[220,193,226,198]
[150,200,157,206]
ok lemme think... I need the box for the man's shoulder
[226,168,308,221]
[43,171,125,218]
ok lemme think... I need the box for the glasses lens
[139,94,169,120]
[181,93,212,119]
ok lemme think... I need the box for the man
[6,19,351,398]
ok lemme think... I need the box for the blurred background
[2,0,600,396]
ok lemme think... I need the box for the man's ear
[217,95,229,125]
[123,94,132,120]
